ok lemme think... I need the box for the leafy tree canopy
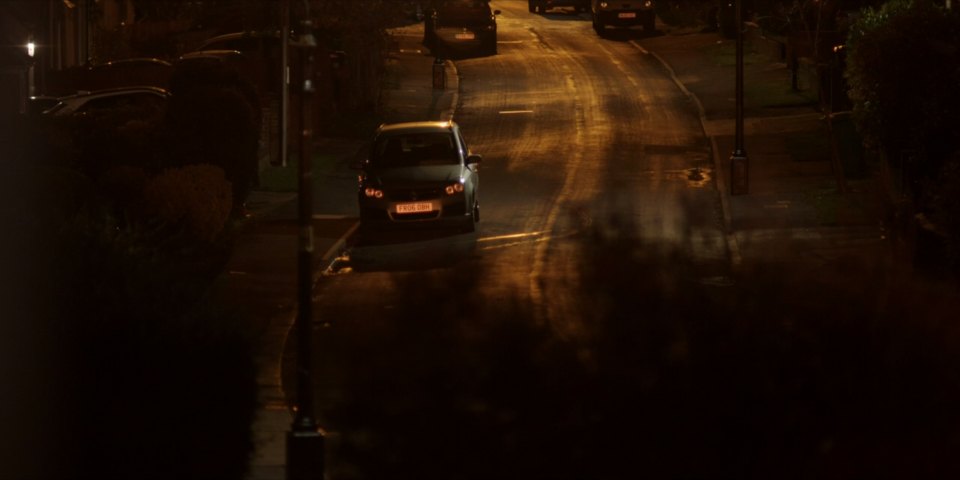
[845,0,960,172]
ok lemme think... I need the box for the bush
[2,164,257,480]
[161,60,260,215]
[845,0,960,171]
[309,214,960,479]
[140,164,233,243]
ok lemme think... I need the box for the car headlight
[644,0,653,8]
[600,1,608,8]
[364,187,384,199]
[444,182,465,195]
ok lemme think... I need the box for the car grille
[387,188,443,202]
[392,211,442,221]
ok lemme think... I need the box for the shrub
[3,164,257,480]
[161,60,260,215]
[845,0,960,172]
[141,164,233,243]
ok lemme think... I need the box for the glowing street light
[26,41,36,57]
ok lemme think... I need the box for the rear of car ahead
[592,0,656,33]
[356,121,480,232]
[529,0,590,13]
[425,0,499,57]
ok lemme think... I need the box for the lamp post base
[286,428,325,480]
[730,152,749,195]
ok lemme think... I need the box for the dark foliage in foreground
[311,222,960,480]
[1,128,258,480]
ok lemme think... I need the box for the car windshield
[372,132,460,167]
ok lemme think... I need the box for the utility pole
[286,2,324,479]
[280,0,291,167]
[730,0,749,195]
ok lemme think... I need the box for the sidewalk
[214,22,458,480]
[638,32,891,272]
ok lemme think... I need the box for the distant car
[591,0,657,34]
[354,121,481,232]
[44,86,171,117]
[424,0,500,57]
[83,57,174,91]
[26,95,60,115]
[529,0,590,14]
[195,31,283,94]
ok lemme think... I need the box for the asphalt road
[281,3,739,478]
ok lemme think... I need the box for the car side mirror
[467,154,482,165]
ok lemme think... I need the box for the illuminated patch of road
[498,110,534,115]
[322,253,353,276]
[476,230,578,251]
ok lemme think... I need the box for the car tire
[644,14,656,32]
[485,39,498,56]
[592,18,604,35]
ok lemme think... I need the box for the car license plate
[455,32,476,40]
[396,202,434,214]
[618,12,637,18]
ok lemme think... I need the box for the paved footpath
[637,31,891,273]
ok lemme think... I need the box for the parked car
[354,120,481,232]
[591,0,657,34]
[45,57,173,96]
[26,95,60,115]
[424,0,500,57]
[529,0,590,14]
[194,31,284,95]
[44,86,170,118]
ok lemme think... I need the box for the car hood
[367,164,465,187]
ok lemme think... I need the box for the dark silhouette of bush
[161,58,261,217]
[301,216,960,480]
[2,127,257,480]
[846,0,960,176]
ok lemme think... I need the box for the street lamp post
[730,0,749,195]
[285,4,324,480]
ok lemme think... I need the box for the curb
[441,59,460,121]
[632,40,744,269]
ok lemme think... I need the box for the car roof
[92,57,173,69]
[46,86,171,115]
[56,86,171,101]
[198,31,281,49]
[376,120,458,135]
[179,49,245,60]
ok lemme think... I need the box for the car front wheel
[592,18,604,34]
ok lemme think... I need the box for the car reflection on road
[345,227,478,273]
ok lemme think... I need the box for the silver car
[355,121,481,232]
[44,86,170,117]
